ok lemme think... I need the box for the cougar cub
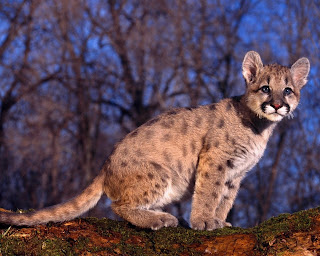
[0,51,310,230]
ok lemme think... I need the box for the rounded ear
[290,57,310,89]
[242,51,263,84]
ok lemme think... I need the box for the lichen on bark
[0,207,320,255]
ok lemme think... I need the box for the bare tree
[0,0,319,228]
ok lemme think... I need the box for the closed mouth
[261,102,289,116]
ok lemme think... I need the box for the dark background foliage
[0,0,319,228]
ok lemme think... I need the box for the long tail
[0,172,105,226]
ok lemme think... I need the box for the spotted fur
[0,51,310,230]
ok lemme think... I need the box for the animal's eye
[260,85,270,94]
[283,87,293,96]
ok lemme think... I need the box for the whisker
[287,112,294,119]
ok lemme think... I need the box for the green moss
[290,207,320,230]
[206,226,251,236]
[38,238,72,255]
[85,208,320,254]
[85,217,131,236]
[84,217,155,254]
[73,236,90,251]
[0,238,24,255]
[0,237,73,255]
[150,227,197,254]
[252,207,320,252]
[1,207,320,255]
[85,217,253,255]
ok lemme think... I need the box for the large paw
[190,217,231,231]
[151,213,178,230]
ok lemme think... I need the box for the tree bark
[1,207,320,255]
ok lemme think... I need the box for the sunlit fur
[0,51,309,231]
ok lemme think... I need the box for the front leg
[190,150,228,230]
[215,177,242,225]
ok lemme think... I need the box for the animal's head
[242,51,310,122]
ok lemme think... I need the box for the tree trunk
[1,207,320,255]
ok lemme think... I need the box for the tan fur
[0,51,310,230]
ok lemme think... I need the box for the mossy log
[1,208,320,255]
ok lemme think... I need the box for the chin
[263,113,284,122]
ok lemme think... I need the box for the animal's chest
[227,139,267,180]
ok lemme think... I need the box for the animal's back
[0,51,310,231]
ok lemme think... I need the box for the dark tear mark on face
[230,96,274,135]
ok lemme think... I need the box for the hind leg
[110,175,178,230]
[106,162,179,229]
[112,202,178,230]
